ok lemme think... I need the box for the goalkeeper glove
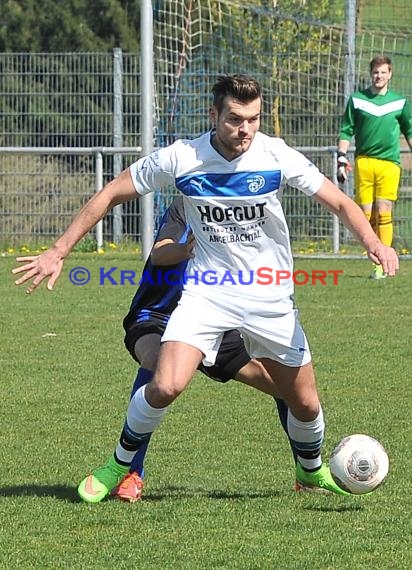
[337,152,352,184]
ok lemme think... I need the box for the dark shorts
[124,316,250,383]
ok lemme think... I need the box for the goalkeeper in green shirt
[338,55,412,279]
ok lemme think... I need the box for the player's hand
[337,152,352,184]
[12,247,65,294]
[366,243,399,277]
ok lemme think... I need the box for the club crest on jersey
[246,174,265,193]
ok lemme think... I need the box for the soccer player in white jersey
[115,196,298,502]
[13,74,399,502]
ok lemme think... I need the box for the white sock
[287,407,324,470]
[115,385,168,464]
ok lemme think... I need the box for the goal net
[152,0,412,249]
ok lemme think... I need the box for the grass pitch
[1,254,411,569]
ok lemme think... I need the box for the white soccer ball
[329,434,389,495]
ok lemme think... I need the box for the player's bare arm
[12,168,138,294]
[151,233,195,266]
[314,178,399,275]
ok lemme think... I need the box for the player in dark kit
[113,196,297,501]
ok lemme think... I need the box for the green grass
[2,254,412,569]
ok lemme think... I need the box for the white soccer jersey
[129,131,324,302]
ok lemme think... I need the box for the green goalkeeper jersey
[339,87,412,165]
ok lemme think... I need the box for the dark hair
[370,55,392,73]
[211,74,262,113]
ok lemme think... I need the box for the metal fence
[2,146,412,253]
[0,147,141,248]
[1,1,412,253]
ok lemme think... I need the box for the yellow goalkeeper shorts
[354,156,401,205]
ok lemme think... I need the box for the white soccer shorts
[161,288,311,368]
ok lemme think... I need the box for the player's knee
[290,398,320,421]
[357,204,373,222]
[135,350,158,371]
[145,379,183,407]
[134,335,162,370]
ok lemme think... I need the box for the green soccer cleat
[78,456,129,504]
[296,463,351,496]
